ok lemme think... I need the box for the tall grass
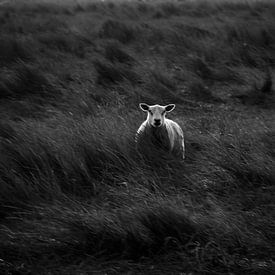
[0,0,274,274]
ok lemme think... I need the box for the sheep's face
[139,103,175,127]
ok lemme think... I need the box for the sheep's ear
[139,103,149,112]
[165,104,175,112]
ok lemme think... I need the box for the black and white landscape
[0,0,274,274]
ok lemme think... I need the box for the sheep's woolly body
[136,118,185,160]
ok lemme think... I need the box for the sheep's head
[139,103,175,127]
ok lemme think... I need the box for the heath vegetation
[0,0,274,274]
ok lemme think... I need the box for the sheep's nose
[154,119,161,125]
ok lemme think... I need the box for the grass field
[0,0,274,274]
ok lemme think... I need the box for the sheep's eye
[162,111,165,115]
[149,110,153,115]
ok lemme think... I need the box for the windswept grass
[0,61,59,100]
[103,41,135,64]
[0,0,274,274]
[94,58,140,85]
[0,36,34,65]
[99,19,140,44]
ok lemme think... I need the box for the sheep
[135,103,185,161]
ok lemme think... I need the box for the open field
[0,0,274,274]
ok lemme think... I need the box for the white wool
[136,104,185,160]
[165,118,184,150]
